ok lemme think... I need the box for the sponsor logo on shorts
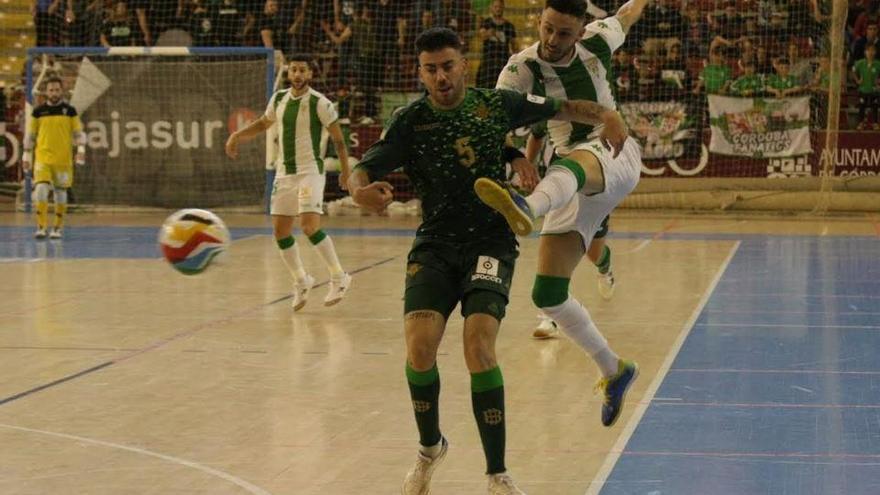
[526,94,546,105]
[472,256,502,284]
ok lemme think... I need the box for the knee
[463,327,496,371]
[301,223,319,238]
[407,339,438,370]
[532,274,570,308]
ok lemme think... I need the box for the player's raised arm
[225,115,273,159]
[614,0,651,33]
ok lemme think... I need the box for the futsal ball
[158,209,230,275]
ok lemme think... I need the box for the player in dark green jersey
[348,27,628,495]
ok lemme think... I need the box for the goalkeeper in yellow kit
[22,76,86,239]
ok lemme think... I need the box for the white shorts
[270,173,326,217]
[541,137,642,245]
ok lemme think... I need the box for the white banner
[709,95,811,158]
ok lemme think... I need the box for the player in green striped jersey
[225,57,353,311]
[349,27,628,495]
[477,0,650,428]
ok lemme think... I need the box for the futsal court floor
[1,210,878,495]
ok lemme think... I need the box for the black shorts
[404,237,518,321]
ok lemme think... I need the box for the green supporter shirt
[355,88,561,242]
[853,59,880,94]
[701,64,731,94]
[765,73,798,92]
[730,74,764,96]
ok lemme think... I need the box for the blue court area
[601,236,880,495]
[0,225,418,260]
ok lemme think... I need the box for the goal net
[24,46,274,210]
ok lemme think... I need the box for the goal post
[24,46,276,211]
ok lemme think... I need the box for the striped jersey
[264,87,338,177]
[496,16,626,155]
[29,101,83,166]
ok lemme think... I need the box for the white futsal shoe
[292,274,315,311]
[488,472,526,494]
[532,314,559,339]
[324,272,352,306]
[401,437,448,495]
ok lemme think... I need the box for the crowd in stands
[26,0,880,130]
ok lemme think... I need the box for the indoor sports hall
[2,0,878,494]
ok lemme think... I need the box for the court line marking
[651,401,880,410]
[0,423,272,495]
[621,219,679,254]
[693,322,880,330]
[671,368,880,375]
[585,240,740,495]
[0,255,399,406]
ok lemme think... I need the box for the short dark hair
[415,27,463,55]
[45,76,63,88]
[287,55,312,66]
[545,0,587,21]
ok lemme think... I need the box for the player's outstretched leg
[473,178,535,236]
[532,233,637,427]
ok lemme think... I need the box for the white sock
[419,438,443,459]
[277,237,308,283]
[309,231,344,278]
[525,165,579,217]
[540,296,620,377]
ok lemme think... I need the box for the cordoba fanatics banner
[708,95,811,158]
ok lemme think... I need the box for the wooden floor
[0,211,876,494]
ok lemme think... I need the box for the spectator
[612,47,638,102]
[187,0,214,46]
[682,3,710,59]
[436,0,473,45]
[851,24,880,66]
[289,0,332,55]
[787,41,813,87]
[129,0,182,46]
[636,57,661,100]
[711,2,745,43]
[694,48,732,96]
[372,0,408,90]
[755,44,774,75]
[355,2,380,123]
[766,58,802,97]
[659,42,690,97]
[852,44,880,129]
[729,60,764,96]
[640,0,686,59]
[324,0,356,90]
[100,1,134,47]
[215,0,247,47]
[853,1,880,39]
[259,0,285,49]
[31,0,62,47]
[475,0,516,89]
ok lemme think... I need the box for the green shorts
[404,237,518,321]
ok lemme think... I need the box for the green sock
[406,363,441,447]
[471,366,506,474]
[595,245,611,274]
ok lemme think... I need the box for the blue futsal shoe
[596,360,639,427]
[473,178,535,236]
